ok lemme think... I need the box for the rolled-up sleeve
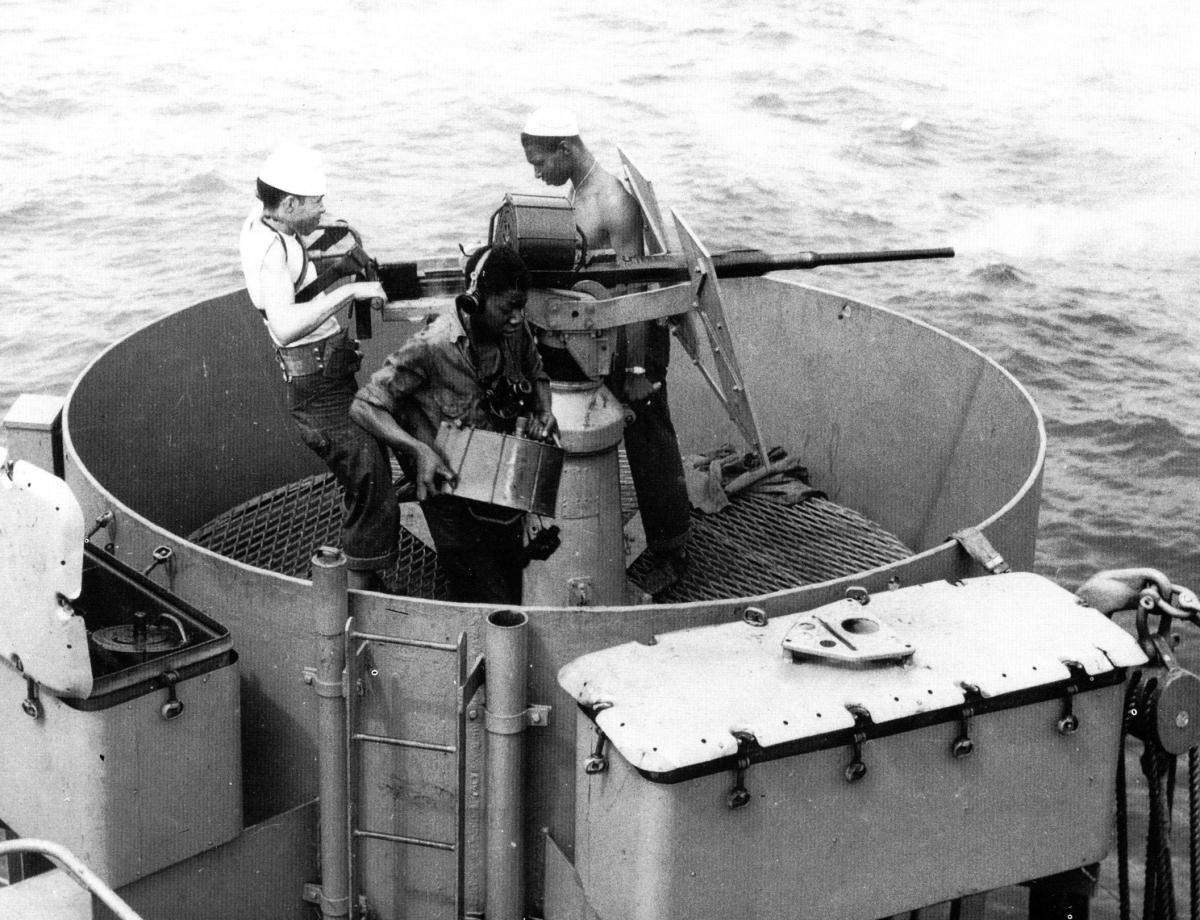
[355,346,427,416]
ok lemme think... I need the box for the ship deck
[189,453,914,601]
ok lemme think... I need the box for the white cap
[258,143,327,197]
[522,106,580,138]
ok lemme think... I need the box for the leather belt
[275,332,343,380]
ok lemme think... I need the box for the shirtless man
[521,107,691,596]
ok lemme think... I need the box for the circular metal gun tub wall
[59,274,1044,911]
[63,274,1044,586]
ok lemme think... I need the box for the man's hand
[1076,567,1174,615]
[349,281,387,303]
[526,411,559,443]
[623,367,659,403]
[414,442,455,501]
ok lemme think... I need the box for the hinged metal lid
[0,451,93,696]
[558,573,1147,779]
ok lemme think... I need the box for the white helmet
[258,143,327,197]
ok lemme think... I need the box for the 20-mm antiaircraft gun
[379,187,953,470]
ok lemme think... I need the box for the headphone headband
[456,246,493,315]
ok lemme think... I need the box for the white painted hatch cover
[558,572,1148,778]
[0,451,92,697]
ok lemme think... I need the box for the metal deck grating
[190,458,913,602]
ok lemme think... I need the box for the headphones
[455,247,493,315]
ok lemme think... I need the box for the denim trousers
[420,495,524,605]
[620,382,692,553]
[288,371,398,571]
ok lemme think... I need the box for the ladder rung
[352,732,455,754]
[353,829,455,852]
[350,631,457,652]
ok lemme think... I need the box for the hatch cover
[559,573,1148,779]
[0,451,92,697]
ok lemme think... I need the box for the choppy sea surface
[2,0,1198,590]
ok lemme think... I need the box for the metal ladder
[345,618,485,920]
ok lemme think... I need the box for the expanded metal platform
[190,458,913,602]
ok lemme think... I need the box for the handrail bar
[0,838,145,920]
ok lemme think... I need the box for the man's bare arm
[604,182,646,260]
[258,241,385,346]
[349,398,453,500]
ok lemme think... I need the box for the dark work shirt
[355,310,548,450]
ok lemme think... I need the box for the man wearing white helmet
[239,143,398,590]
[520,108,692,597]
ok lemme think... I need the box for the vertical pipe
[523,381,627,607]
[485,609,530,920]
[312,547,350,920]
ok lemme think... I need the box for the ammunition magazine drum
[435,422,565,516]
[490,193,577,270]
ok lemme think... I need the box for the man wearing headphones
[239,143,398,591]
[520,106,691,597]
[350,244,556,605]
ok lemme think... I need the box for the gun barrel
[529,246,955,289]
[379,247,955,300]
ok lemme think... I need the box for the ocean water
[2,0,1198,591]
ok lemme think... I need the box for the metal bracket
[301,665,346,700]
[485,703,551,735]
[952,527,1011,574]
[301,882,350,916]
[672,209,770,468]
[568,577,594,607]
[618,147,670,255]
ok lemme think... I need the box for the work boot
[638,548,689,600]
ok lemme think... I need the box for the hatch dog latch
[1057,660,1088,736]
[844,704,873,783]
[952,683,983,758]
[727,731,758,809]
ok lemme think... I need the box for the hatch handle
[158,612,188,646]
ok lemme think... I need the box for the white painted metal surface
[558,572,1147,775]
[0,450,91,697]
